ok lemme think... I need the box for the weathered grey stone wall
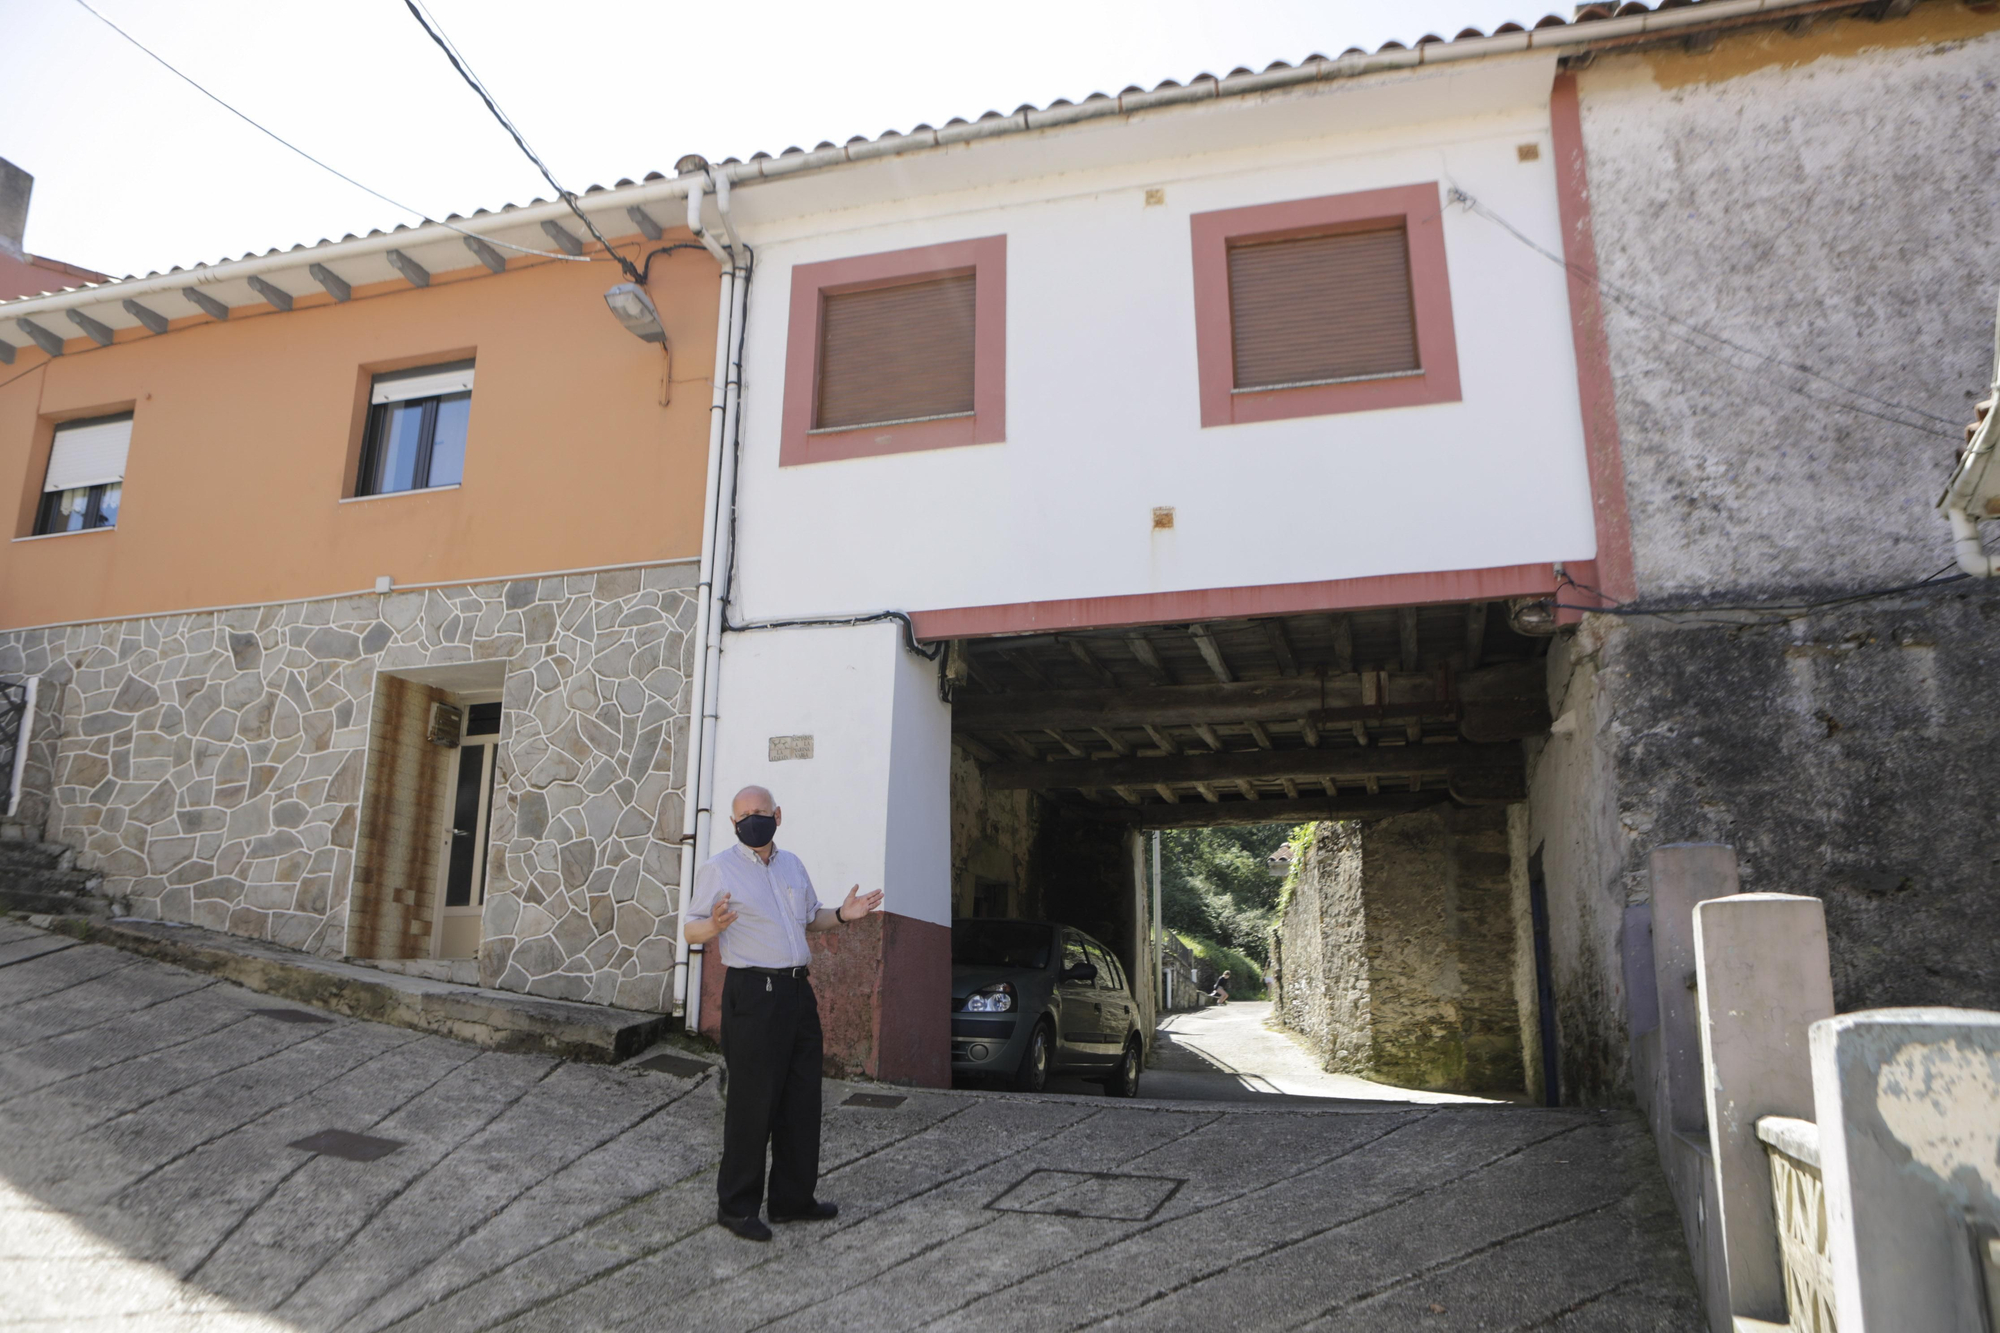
[0,562,695,1012]
[1276,807,1526,1095]
[1597,596,2000,1014]
[1526,629,1635,1106]
[1539,8,2000,1101]
[1578,13,2000,601]
[948,744,1040,920]
[1275,821,1368,1067]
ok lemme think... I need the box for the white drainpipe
[1947,507,1994,579]
[672,175,748,1034]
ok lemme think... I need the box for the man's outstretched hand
[838,885,884,923]
[710,893,739,933]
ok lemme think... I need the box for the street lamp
[603,283,667,345]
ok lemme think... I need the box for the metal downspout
[1151,831,1164,1013]
[672,175,749,1035]
[672,175,737,1025]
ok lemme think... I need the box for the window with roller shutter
[33,413,132,536]
[1227,227,1419,391]
[781,235,1006,466]
[1191,183,1461,427]
[814,273,977,432]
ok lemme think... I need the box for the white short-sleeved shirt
[686,842,819,969]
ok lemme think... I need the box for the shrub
[1173,931,1267,999]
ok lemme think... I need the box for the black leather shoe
[717,1211,772,1241]
[769,1200,838,1223]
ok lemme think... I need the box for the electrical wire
[66,0,596,265]
[1448,187,1962,441]
[642,244,711,283]
[402,0,645,284]
[1548,559,1980,623]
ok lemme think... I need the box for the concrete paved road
[0,921,1701,1331]
[1135,1003,1508,1106]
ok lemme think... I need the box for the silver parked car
[950,919,1144,1096]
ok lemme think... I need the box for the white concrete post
[1693,893,1835,1326]
[1812,1008,2000,1332]
[1649,844,1741,1133]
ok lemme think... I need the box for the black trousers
[717,968,824,1219]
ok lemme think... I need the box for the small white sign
[768,734,814,762]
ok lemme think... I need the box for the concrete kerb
[21,914,670,1063]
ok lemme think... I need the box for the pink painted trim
[910,562,1561,640]
[779,236,1006,467]
[1551,74,1636,606]
[1191,183,1462,429]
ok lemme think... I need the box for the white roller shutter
[371,362,475,405]
[43,415,132,493]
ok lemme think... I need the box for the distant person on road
[684,784,883,1243]
[1209,970,1231,1005]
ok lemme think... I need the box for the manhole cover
[253,1007,335,1024]
[635,1052,711,1079]
[842,1093,906,1110]
[288,1129,406,1162]
[987,1170,1184,1222]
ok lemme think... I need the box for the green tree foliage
[1158,823,1291,965]
[1174,932,1267,1000]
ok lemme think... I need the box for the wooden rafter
[980,741,1521,791]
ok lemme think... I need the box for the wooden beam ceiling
[1077,792,1449,828]
[980,741,1522,792]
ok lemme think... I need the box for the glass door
[433,701,500,959]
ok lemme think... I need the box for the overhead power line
[66,0,597,264]
[402,0,647,284]
[1447,187,1961,442]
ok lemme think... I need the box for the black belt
[737,965,810,979]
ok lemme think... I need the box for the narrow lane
[1132,1002,1507,1106]
[0,923,1699,1331]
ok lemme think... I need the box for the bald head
[732,786,776,818]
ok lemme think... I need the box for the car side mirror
[1062,961,1098,983]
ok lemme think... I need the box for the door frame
[429,689,502,960]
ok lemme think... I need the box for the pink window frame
[779,236,1007,467]
[1191,182,1461,428]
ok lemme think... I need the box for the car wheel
[1012,1020,1053,1093]
[1104,1037,1142,1098]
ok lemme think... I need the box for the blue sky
[2,0,1560,278]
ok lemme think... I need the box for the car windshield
[953,921,1054,969]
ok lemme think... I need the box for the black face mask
[734,813,778,848]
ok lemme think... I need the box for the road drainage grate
[635,1052,711,1079]
[252,1007,335,1024]
[986,1169,1185,1222]
[288,1129,406,1162]
[842,1093,907,1110]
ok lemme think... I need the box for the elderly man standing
[685,785,882,1242]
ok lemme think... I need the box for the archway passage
[943,600,1554,1100]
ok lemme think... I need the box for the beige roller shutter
[43,415,133,493]
[1227,226,1418,391]
[815,273,976,431]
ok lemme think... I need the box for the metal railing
[1758,1115,1838,1333]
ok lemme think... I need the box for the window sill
[340,484,462,504]
[808,411,974,435]
[13,525,116,543]
[1231,368,1422,394]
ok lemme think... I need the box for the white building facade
[696,50,1617,1083]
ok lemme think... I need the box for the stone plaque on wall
[768,734,814,761]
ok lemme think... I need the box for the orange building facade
[0,190,721,1010]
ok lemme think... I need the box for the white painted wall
[708,620,952,926]
[707,54,1597,936]
[721,52,1595,624]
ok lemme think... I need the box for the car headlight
[965,983,1015,1013]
